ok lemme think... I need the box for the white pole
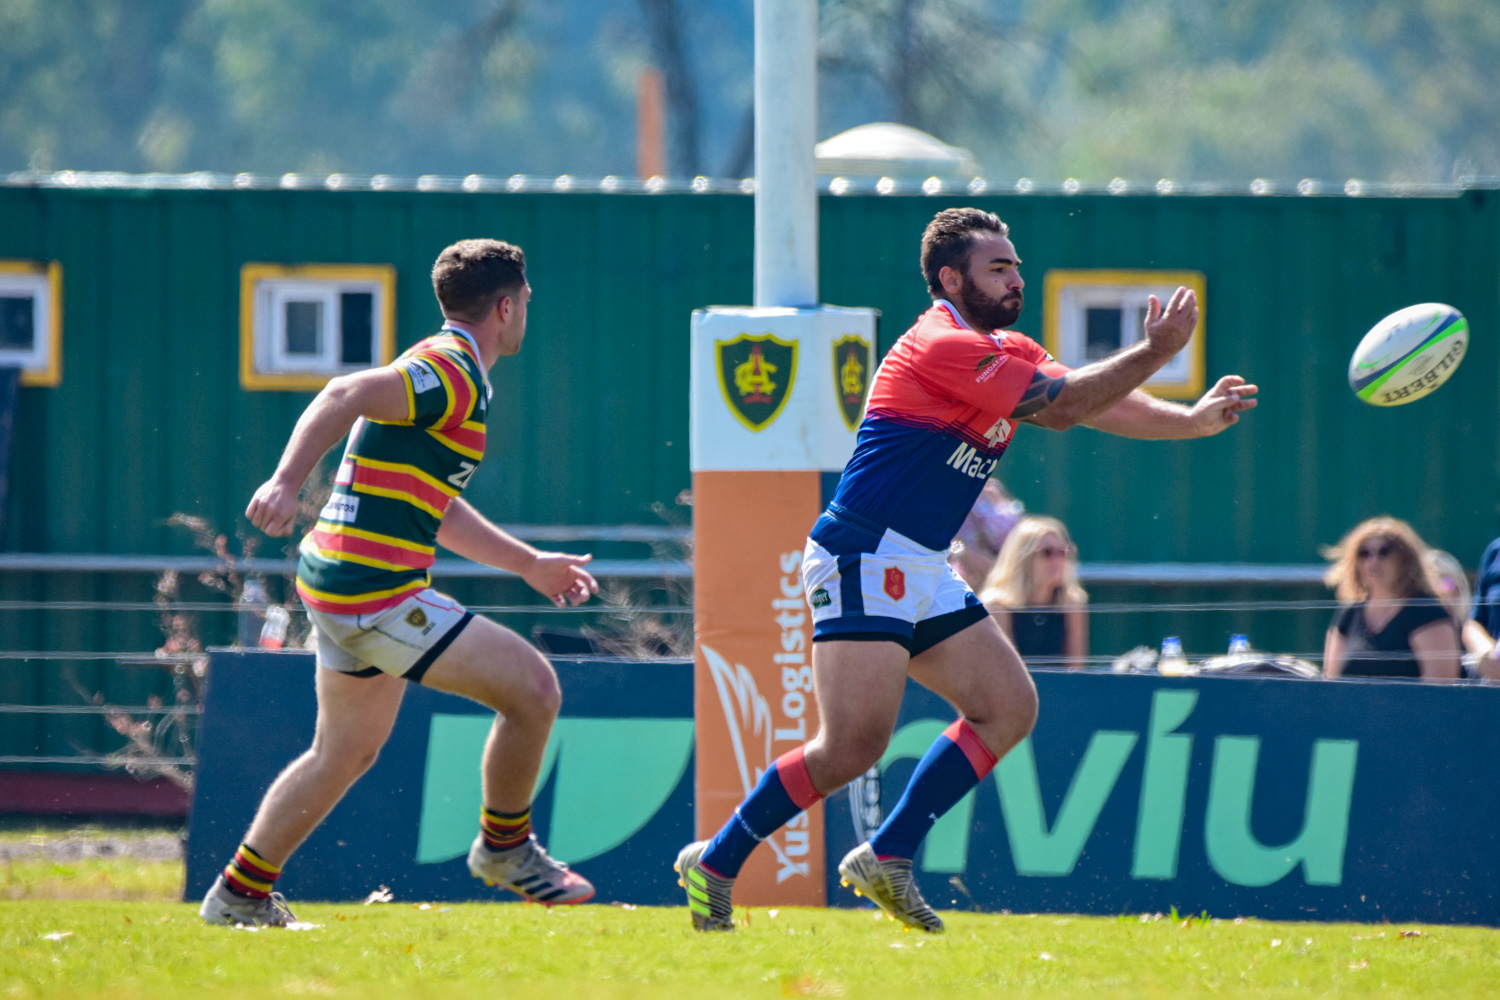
[754,0,818,309]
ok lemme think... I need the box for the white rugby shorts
[306,588,473,682]
[802,510,988,655]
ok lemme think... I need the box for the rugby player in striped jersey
[201,239,598,927]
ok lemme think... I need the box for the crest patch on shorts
[883,567,906,601]
[406,607,428,629]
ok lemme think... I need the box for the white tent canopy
[815,122,979,181]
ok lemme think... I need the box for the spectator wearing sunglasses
[1322,516,1461,681]
[978,516,1089,669]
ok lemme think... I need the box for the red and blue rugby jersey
[820,300,1069,552]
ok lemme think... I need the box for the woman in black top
[1322,516,1461,681]
[978,516,1089,669]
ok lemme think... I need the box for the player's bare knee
[973,686,1038,757]
[347,744,383,777]
[958,675,1037,750]
[310,735,382,780]
[822,730,889,788]
[503,655,561,722]
[529,664,562,719]
[1012,680,1040,735]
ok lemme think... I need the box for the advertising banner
[689,305,877,906]
[189,653,1500,924]
[824,671,1500,925]
[187,652,694,905]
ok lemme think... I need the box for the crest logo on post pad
[832,333,872,431]
[717,332,799,432]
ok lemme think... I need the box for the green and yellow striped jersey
[296,329,489,614]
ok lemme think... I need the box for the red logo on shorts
[883,567,906,601]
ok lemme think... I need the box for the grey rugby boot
[838,842,944,933]
[468,834,595,904]
[199,874,297,927]
[674,840,734,931]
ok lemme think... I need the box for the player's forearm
[270,378,366,490]
[1084,390,1196,440]
[436,499,538,575]
[1029,340,1175,430]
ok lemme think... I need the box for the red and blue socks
[699,746,824,878]
[480,805,532,852]
[868,719,998,860]
[223,843,281,899]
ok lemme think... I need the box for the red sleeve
[914,331,1068,417]
[1006,333,1071,379]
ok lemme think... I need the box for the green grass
[0,857,182,901]
[3,839,1497,997]
[0,826,183,902]
[3,900,1500,999]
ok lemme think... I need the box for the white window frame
[1043,269,1206,400]
[0,260,63,387]
[240,263,396,391]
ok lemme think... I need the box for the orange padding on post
[775,746,823,811]
[943,718,999,778]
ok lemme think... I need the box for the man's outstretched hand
[1143,287,1199,358]
[524,551,599,608]
[1188,374,1259,437]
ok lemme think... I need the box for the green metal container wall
[1,188,755,555]
[821,191,1500,564]
[3,186,1495,559]
[1,185,1497,768]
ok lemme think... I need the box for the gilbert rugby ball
[1348,302,1468,406]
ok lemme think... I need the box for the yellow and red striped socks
[223,843,281,899]
[480,805,531,852]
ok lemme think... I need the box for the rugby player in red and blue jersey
[678,208,1258,932]
[201,239,598,927]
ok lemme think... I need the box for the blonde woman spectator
[1322,517,1460,681]
[979,516,1089,669]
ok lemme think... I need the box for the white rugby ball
[1348,302,1468,406]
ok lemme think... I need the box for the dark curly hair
[919,208,1009,298]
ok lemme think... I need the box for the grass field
[4,830,1499,998]
[0,827,183,902]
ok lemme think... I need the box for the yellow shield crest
[716,332,799,432]
[832,333,873,431]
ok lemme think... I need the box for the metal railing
[0,551,1328,586]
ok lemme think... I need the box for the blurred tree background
[1,0,1496,183]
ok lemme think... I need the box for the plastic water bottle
[237,577,269,647]
[1159,636,1190,676]
[259,605,290,649]
[1228,634,1251,656]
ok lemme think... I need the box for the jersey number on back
[448,461,477,489]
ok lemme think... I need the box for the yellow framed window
[1043,269,1206,399]
[0,260,63,387]
[240,263,396,390]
